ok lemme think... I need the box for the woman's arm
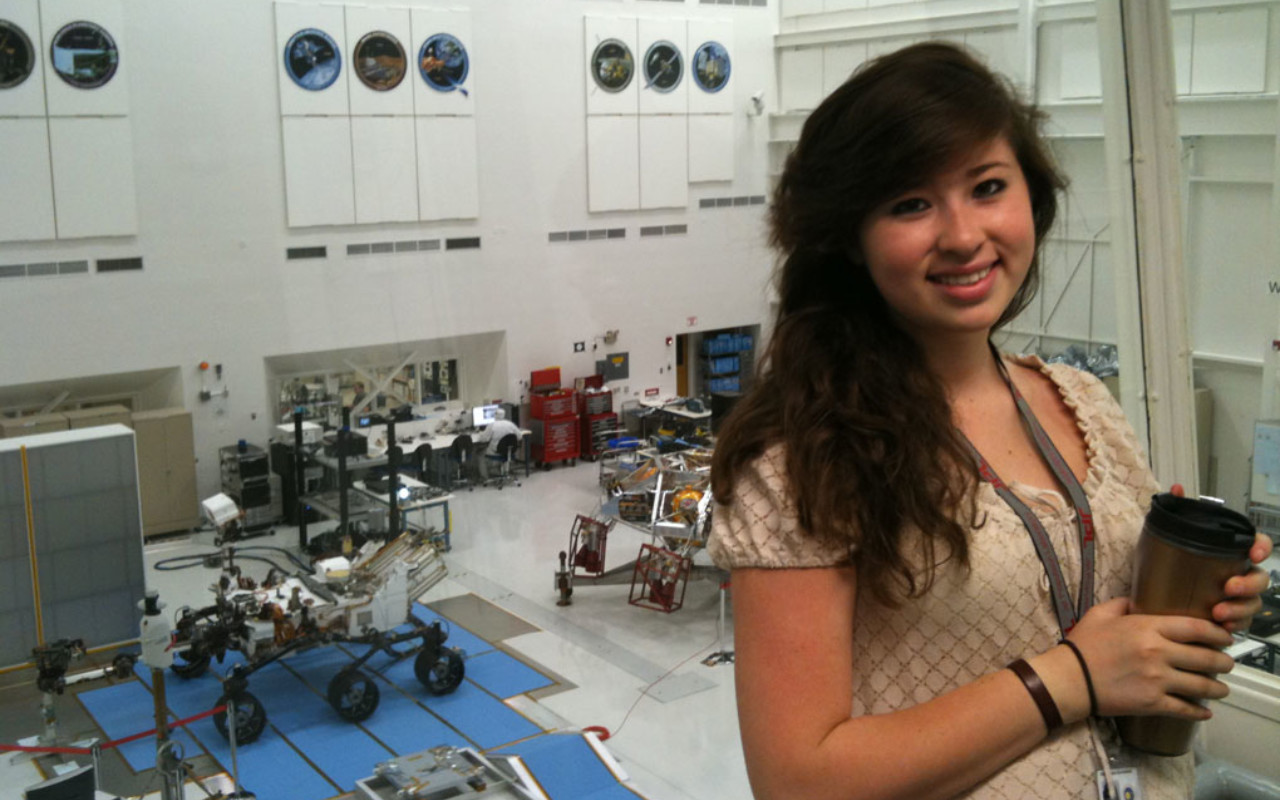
[733,565,1236,800]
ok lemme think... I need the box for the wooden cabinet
[0,412,68,438]
[63,404,132,430]
[132,408,199,537]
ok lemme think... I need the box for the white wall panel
[781,0,824,17]
[410,8,474,116]
[1191,8,1268,95]
[780,46,823,112]
[823,0,867,11]
[352,116,418,224]
[345,5,414,116]
[275,2,348,117]
[587,115,639,211]
[416,115,478,221]
[640,115,687,209]
[638,18,687,115]
[688,113,733,183]
[1186,182,1272,360]
[40,0,128,117]
[1058,21,1101,100]
[867,38,916,61]
[965,28,1020,86]
[822,42,867,99]
[1171,14,1192,96]
[585,16,638,116]
[282,116,355,227]
[48,117,136,238]
[0,0,47,117]
[688,21,734,115]
[0,118,55,242]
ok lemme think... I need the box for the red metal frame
[628,543,691,613]
[568,514,612,577]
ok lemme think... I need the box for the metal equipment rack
[220,442,277,531]
[578,377,617,462]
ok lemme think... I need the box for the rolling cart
[529,367,579,468]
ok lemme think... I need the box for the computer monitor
[24,764,95,800]
[472,404,499,429]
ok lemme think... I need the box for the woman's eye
[889,198,928,216]
[974,178,1007,198]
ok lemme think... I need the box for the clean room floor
[0,458,750,800]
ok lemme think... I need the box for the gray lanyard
[959,360,1097,636]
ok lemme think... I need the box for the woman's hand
[1170,483,1275,634]
[1065,598,1235,720]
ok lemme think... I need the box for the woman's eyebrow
[966,160,1010,177]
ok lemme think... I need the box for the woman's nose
[936,205,984,257]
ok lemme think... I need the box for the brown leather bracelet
[1008,658,1063,733]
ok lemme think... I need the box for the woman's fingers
[1153,615,1235,649]
[1249,532,1274,564]
[1164,640,1235,676]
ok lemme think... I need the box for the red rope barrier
[0,705,228,756]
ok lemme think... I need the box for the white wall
[0,0,779,497]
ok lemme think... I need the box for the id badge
[1095,767,1142,800]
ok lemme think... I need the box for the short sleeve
[709,444,852,569]
[1040,361,1161,500]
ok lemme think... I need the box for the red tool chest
[529,368,579,468]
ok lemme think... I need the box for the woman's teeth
[932,265,992,286]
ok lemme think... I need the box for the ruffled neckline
[991,353,1104,509]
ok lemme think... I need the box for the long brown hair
[712,42,1067,606]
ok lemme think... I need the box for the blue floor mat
[248,653,393,791]
[580,786,646,800]
[463,650,554,699]
[132,657,339,800]
[497,734,624,800]
[76,680,201,773]
[80,604,561,796]
[371,649,542,749]
[356,672,472,755]
[83,670,336,800]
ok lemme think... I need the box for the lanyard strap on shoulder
[962,356,1097,636]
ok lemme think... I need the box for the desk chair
[449,434,474,492]
[484,433,521,490]
[407,443,433,483]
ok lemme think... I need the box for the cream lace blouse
[710,356,1193,799]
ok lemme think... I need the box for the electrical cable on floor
[606,636,720,740]
[152,553,294,574]
[152,545,313,575]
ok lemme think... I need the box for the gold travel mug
[1116,493,1254,756]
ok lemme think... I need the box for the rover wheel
[112,652,138,678]
[170,648,211,679]
[327,669,380,722]
[416,648,465,695]
[213,691,266,744]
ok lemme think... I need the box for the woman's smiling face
[857,136,1037,346]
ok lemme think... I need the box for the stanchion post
[227,702,243,797]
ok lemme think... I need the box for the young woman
[709,42,1273,799]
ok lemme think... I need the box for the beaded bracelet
[1060,639,1100,718]
[1008,658,1063,732]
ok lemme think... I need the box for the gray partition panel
[0,449,38,666]
[25,430,144,653]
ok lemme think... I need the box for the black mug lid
[1145,493,1255,557]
